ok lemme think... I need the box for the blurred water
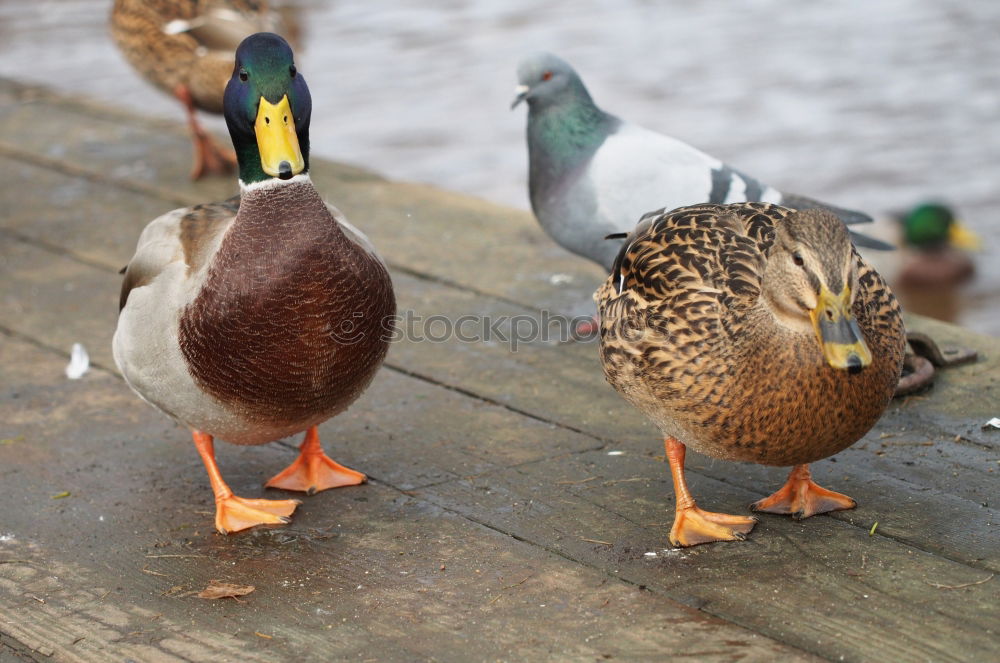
[1,0,997,334]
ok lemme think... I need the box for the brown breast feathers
[178,181,395,428]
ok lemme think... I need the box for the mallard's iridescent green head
[900,203,980,250]
[224,33,311,185]
[901,203,955,248]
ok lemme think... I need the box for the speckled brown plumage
[110,1,290,178]
[110,0,274,112]
[596,202,905,467]
[178,181,395,433]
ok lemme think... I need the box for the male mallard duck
[113,33,396,534]
[512,52,890,273]
[895,203,979,287]
[862,202,980,288]
[110,0,287,179]
[596,202,905,547]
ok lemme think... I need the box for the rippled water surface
[1,0,997,334]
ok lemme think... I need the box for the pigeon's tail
[780,193,895,251]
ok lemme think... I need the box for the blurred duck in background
[110,0,294,179]
[860,201,981,332]
[866,202,981,288]
[898,203,981,286]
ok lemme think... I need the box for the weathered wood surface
[0,77,997,662]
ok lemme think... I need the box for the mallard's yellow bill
[809,285,872,373]
[255,95,304,179]
[948,220,982,251]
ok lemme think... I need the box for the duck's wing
[163,1,280,51]
[119,197,239,312]
[599,204,801,362]
[607,203,789,303]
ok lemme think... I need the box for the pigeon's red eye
[542,71,553,81]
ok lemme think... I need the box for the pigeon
[512,52,890,271]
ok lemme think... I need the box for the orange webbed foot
[670,505,757,547]
[664,436,756,547]
[214,495,301,535]
[191,430,300,535]
[265,427,366,495]
[751,464,856,520]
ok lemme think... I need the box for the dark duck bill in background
[113,33,396,534]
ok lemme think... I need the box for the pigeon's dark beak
[511,84,530,110]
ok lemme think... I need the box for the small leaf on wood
[197,580,255,600]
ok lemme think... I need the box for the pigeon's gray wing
[586,123,783,234]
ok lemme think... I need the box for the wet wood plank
[414,452,1000,662]
[0,337,814,663]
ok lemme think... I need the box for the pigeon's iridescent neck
[527,97,619,200]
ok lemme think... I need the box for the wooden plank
[0,635,38,663]
[0,240,596,487]
[0,339,816,663]
[415,450,1000,663]
[382,279,1000,571]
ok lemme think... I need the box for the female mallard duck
[113,33,395,534]
[596,202,905,547]
[110,0,287,179]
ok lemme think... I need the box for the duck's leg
[572,315,600,340]
[750,464,856,520]
[665,437,757,547]
[192,431,300,534]
[265,426,366,495]
[173,84,237,180]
